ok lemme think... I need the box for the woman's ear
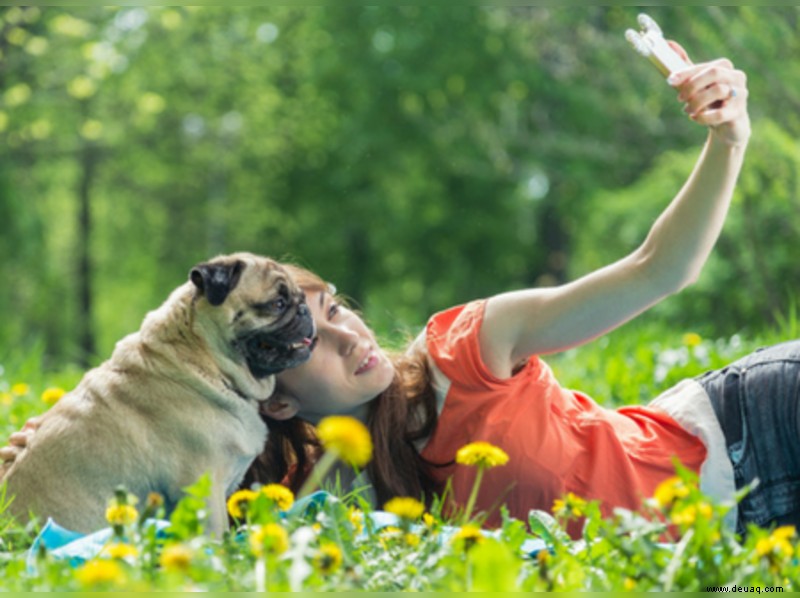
[262,392,299,421]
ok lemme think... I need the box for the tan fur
[1,252,312,535]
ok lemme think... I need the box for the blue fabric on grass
[26,517,172,574]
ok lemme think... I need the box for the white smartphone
[625,14,689,77]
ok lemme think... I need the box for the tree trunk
[76,138,97,367]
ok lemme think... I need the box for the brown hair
[240,263,442,505]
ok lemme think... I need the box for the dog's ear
[189,259,245,306]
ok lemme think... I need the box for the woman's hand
[667,42,751,147]
[0,416,40,464]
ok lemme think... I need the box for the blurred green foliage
[1,7,798,368]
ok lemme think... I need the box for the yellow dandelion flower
[75,559,126,587]
[383,496,425,521]
[773,525,796,542]
[697,502,713,519]
[226,488,257,519]
[451,524,485,550]
[682,332,702,347]
[757,526,796,559]
[756,537,773,558]
[41,387,66,405]
[11,383,30,396]
[314,542,343,574]
[260,484,294,511]
[316,416,373,468]
[422,512,436,528]
[775,539,792,559]
[653,476,691,509]
[146,492,165,509]
[105,504,138,527]
[624,577,637,591]
[455,441,509,469]
[159,543,193,572]
[249,523,290,557]
[348,507,364,535]
[404,532,421,548]
[552,492,587,518]
[1,392,12,406]
[536,550,550,565]
[670,505,696,527]
[102,542,138,560]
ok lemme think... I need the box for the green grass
[0,323,798,591]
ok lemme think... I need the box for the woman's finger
[675,59,737,102]
[685,81,741,118]
[691,87,749,128]
[667,40,692,66]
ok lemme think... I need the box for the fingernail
[667,73,680,85]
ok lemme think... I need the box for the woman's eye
[328,302,340,319]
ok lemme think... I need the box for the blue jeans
[696,341,800,535]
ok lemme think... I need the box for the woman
[243,45,782,537]
[6,47,794,536]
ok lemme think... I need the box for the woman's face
[271,289,395,423]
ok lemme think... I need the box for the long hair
[240,263,441,505]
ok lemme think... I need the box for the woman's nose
[334,326,359,356]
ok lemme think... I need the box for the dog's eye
[253,296,289,315]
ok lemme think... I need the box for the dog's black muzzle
[242,302,315,379]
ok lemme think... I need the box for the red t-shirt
[419,300,706,531]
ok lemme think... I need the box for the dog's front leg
[207,481,230,538]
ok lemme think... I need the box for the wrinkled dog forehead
[234,258,290,304]
[189,253,300,315]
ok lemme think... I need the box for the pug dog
[0,252,314,535]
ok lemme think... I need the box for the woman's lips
[355,349,379,375]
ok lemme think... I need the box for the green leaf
[468,538,523,592]
[528,509,571,547]
[167,472,212,540]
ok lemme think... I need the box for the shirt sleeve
[425,300,540,392]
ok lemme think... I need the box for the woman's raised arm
[480,49,750,379]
